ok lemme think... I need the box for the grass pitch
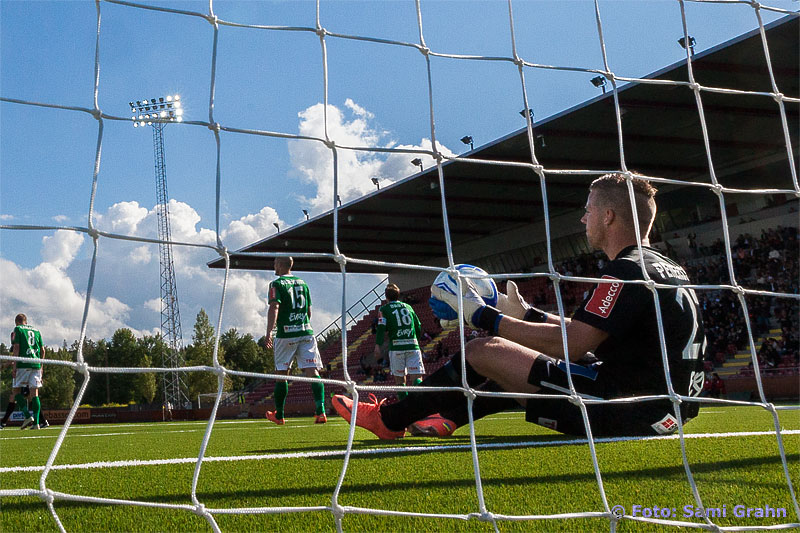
[1,405,798,532]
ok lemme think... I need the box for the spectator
[709,373,726,399]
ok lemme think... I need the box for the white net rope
[1,0,798,531]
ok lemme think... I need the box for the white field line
[1,430,797,474]
[0,422,337,441]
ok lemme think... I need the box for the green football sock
[14,394,29,418]
[274,381,288,419]
[31,396,41,425]
[398,383,407,400]
[413,378,423,386]
[311,380,325,415]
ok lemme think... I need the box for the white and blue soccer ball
[431,264,498,308]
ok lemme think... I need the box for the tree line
[1,309,275,409]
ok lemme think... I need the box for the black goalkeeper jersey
[572,245,706,418]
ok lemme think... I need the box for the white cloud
[52,215,68,223]
[289,101,455,214]
[129,246,152,265]
[41,230,84,270]
[344,98,374,119]
[0,257,137,345]
[144,297,161,313]
[221,206,283,251]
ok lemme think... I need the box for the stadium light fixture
[460,135,474,151]
[371,177,380,190]
[273,222,280,233]
[591,76,607,93]
[336,195,342,207]
[129,94,183,126]
[519,108,534,119]
[536,134,546,148]
[302,209,309,220]
[678,36,696,56]
[411,158,423,171]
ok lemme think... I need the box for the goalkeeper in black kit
[332,173,707,439]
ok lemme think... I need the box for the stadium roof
[209,16,798,274]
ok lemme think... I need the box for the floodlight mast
[129,95,189,409]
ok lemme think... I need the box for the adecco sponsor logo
[585,275,622,318]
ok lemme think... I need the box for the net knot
[208,122,221,133]
[732,284,746,296]
[645,279,657,292]
[323,139,336,150]
[215,244,227,257]
[417,45,430,57]
[689,82,701,92]
[75,361,90,377]
[41,488,55,505]
[315,26,328,38]
[477,510,495,522]
[87,227,100,240]
[331,502,345,520]
[193,503,208,517]
[334,253,347,266]
[90,109,102,121]
[567,394,583,406]
[771,92,784,103]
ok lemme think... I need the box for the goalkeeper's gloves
[430,278,504,335]
[496,280,549,323]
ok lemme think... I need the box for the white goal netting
[1,1,798,532]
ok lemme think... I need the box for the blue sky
[1,0,796,345]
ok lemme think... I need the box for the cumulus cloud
[129,246,152,265]
[144,297,162,313]
[221,206,283,251]
[0,257,138,344]
[52,215,68,223]
[289,101,455,214]
[41,230,85,270]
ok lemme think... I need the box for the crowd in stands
[683,225,799,376]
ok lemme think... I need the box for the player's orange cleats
[314,413,327,424]
[265,410,285,425]
[331,393,404,440]
[409,414,457,437]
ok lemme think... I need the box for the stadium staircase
[722,327,798,378]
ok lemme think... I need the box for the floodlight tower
[129,95,189,408]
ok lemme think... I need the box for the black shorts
[525,355,678,437]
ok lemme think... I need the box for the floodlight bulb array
[128,95,183,127]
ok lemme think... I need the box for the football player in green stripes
[264,257,326,425]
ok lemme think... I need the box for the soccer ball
[431,264,498,307]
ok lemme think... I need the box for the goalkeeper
[333,174,707,439]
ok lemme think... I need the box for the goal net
[1,1,798,532]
